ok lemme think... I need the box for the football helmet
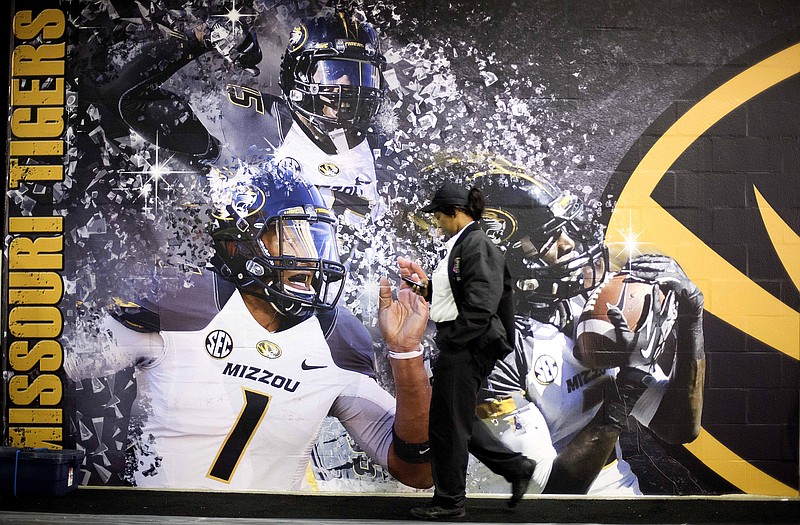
[209,164,345,319]
[279,11,385,132]
[475,161,608,317]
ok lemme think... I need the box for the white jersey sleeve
[329,376,396,469]
[64,315,166,380]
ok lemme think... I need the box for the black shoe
[410,504,466,520]
[508,458,536,508]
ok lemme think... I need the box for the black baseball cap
[420,183,469,213]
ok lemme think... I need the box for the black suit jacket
[434,222,516,359]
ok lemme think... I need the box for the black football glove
[205,22,262,76]
[626,254,704,361]
[626,254,703,317]
[605,278,678,369]
[602,367,655,430]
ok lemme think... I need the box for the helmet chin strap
[524,298,575,334]
[294,110,364,153]
[235,274,309,315]
[270,294,315,319]
[263,278,317,320]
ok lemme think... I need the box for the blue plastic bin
[0,447,85,497]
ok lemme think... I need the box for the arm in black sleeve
[627,254,705,443]
[92,33,219,159]
[647,312,705,443]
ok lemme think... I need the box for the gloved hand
[205,22,262,76]
[602,367,655,430]
[605,279,678,368]
[626,254,704,360]
[627,254,704,317]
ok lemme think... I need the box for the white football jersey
[476,313,642,495]
[515,318,608,449]
[276,124,379,221]
[218,87,381,226]
[120,291,395,490]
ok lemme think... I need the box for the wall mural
[3,0,798,497]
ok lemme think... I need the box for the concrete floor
[1,490,798,525]
[2,515,517,525]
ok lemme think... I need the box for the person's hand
[378,277,429,354]
[602,367,656,430]
[605,279,678,368]
[397,257,429,297]
[204,22,262,76]
[626,254,704,318]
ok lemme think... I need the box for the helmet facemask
[243,212,344,319]
[211,177,345,319]
[514,219,609,306]
[290,55,384,132]
[482,179,608,318]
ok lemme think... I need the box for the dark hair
[437,187,485,221]
[465,187,485,221]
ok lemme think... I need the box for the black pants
[429,345,528,508]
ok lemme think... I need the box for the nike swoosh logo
[301,360,327,370]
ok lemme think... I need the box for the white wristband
[388,348,424,360]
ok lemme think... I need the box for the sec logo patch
[533,355,559,385]
[206,330,233,358]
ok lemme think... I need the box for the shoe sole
[410,509,467,520]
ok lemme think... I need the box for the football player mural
[469,160,705,495]
[3,0,798,499]
[63,163,433,491]
[60,2,406,488]
[92,5,388,221]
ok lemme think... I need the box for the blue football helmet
[280,10,386,133]
[210,163,345,319]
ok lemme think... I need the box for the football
[574,272,664,369]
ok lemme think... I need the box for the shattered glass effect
[54,0,609,491]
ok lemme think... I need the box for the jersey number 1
[208,388,271,482]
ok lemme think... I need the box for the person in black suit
[398,182,535,520]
